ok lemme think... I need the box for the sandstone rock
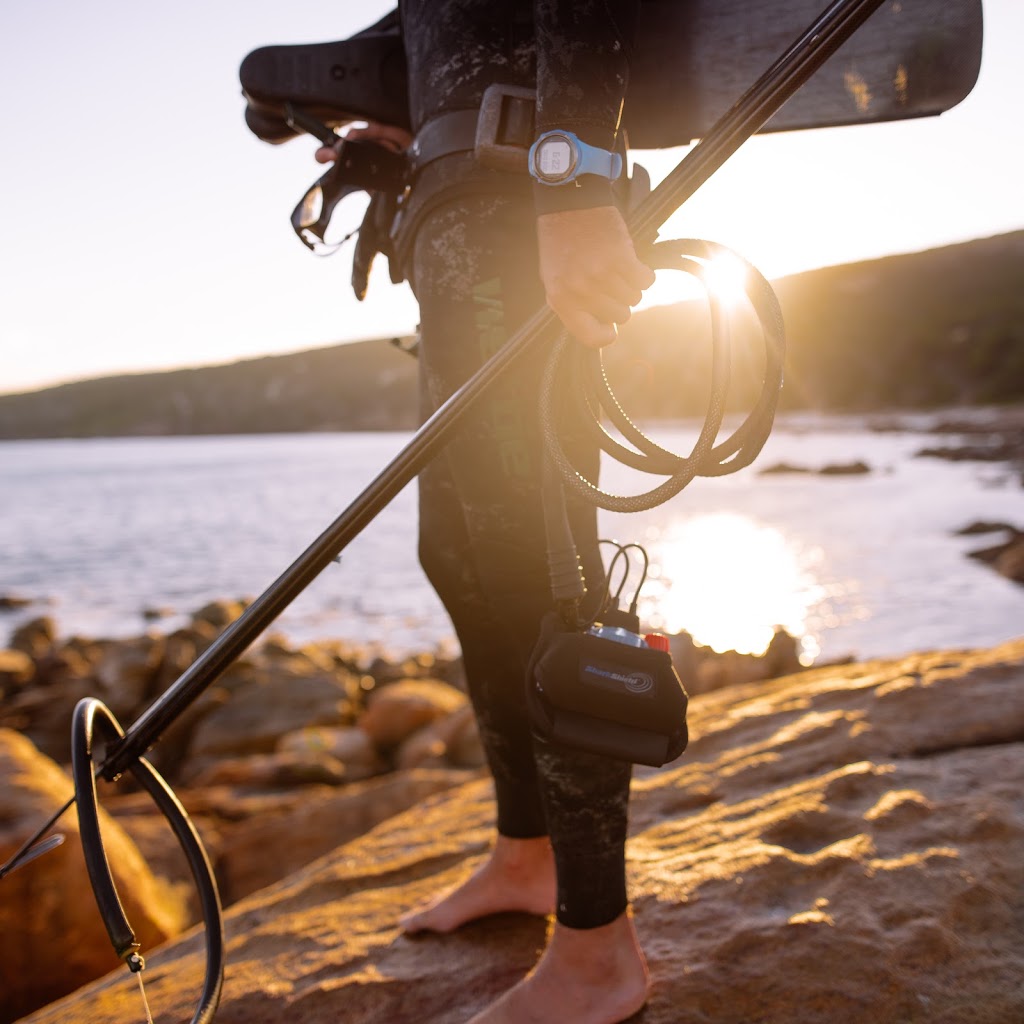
[83,634,165,718]
[25,639,1024,1024]
[0,729,189,1023]
[9,616,56,660]
[0,647,35,696]
[188,750,350,790]
[107,769,473,909]
[190,598,249,632]
[183,667,356,779]
[967,524,1024,586]
[994,535,1024,583]
[277,724,385,779]
[0,671,96,765]
[670,628,805,697]
[360,678,468,752]
[210,769,472,904]
[395,704,484,771]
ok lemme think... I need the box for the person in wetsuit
[318,3,654,1021]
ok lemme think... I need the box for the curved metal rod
[71,698,224,1024]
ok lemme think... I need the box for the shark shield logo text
[582,662,655,695]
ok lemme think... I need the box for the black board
[626,0,984,147]
[241,0,983,149]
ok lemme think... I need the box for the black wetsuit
[399,0,641,930]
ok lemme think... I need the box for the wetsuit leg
[411,190,633,928]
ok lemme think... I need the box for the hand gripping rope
[0,3,890,1021]
[542,238,784,515]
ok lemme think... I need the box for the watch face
[535,135,575,182]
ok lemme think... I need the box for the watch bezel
[531,131,580,185]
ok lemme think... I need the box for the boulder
[994,535,1024,583]
[0,729,189,1023]
[25,639,1024,1024]
[9,616,56,660]
[967,525,1024,586]
[190,598,249,632]
[277,724,386,780]
[360,678,468,752]
[183,666,357,780]
[0,648,35,697]
[395,704,484,770]
[81,634,165,718]
[188,750,349,790]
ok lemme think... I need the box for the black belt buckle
[475,83,536,173]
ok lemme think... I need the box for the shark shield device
[527,541,689,768]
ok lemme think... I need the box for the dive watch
[528,130,623,186]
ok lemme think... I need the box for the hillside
[1,231,1021,439]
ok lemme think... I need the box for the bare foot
[401,835,556,934]
[466,909,647,1019]
[465,911,649,1023]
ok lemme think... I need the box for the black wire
[540,238,784,515]
[595,539,651,622]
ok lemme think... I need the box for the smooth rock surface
[19,639,1024,1024]
[0,730,188,1024]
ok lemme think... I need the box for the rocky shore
[0,600,809,1022]
[3,629,1021,1024]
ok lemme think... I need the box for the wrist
[533,176,617,215]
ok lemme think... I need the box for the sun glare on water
[638,512,821,661]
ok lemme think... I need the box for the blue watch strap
[529,130,623,186]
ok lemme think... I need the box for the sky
[1,0,1021,396]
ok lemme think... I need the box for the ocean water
[1,416,1022,665]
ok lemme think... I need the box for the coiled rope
[539,238,785,610]
[541,238,784,513]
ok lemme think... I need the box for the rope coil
[540,238,785,515]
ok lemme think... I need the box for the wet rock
[0,594,32,611]
[965,523,1024,586]
[0,729,189,1023]
[955,519,1018,536]
[671,627,804,696]
[759,460,870,476]
[818,459,870,475]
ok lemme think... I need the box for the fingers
[315,141,343,164]
[537,206,656,348]
[345,123,413,151]
[313,122,414,165]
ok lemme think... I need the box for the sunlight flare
[703,251,750,310]
[638,513,820,659]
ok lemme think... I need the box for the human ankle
[492,834,553,872]
[547,912,649,984]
